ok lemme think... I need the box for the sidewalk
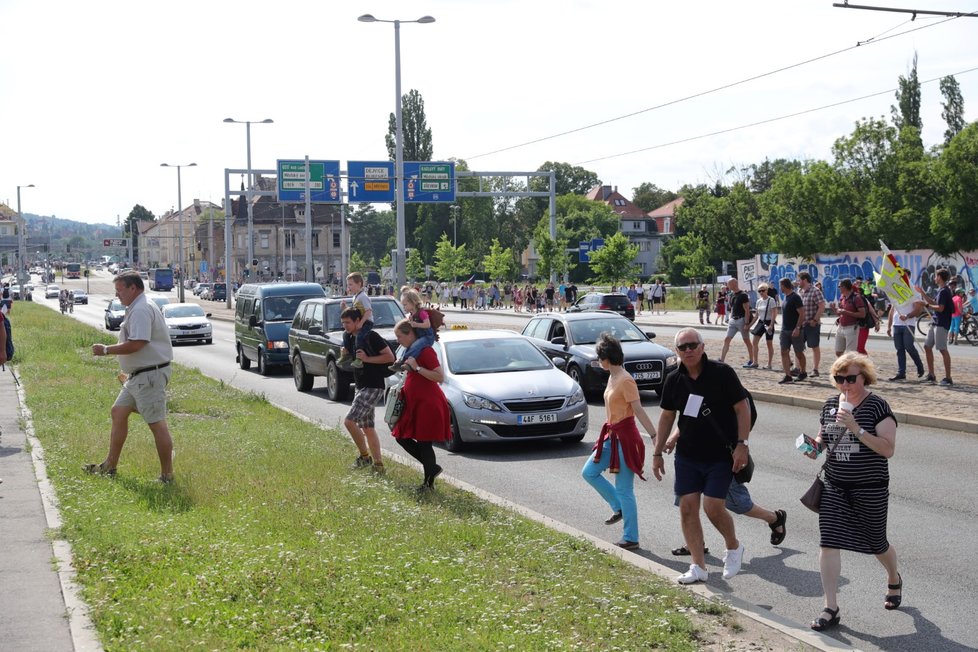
[0,366,100,652]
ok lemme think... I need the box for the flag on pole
[873,239,920,312]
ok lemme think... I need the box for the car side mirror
[645,331,656,339]
[552,357,567,369]
[248,315,258,328]
[551,336,566,346]
[308,326,323,336]
[205,313,212,318]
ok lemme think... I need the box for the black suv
[521,311,677,396]
[288,296,406,400]
[567,293,635,320]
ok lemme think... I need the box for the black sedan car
[521,311,678,396]
[567,292,635,320]
[288,296,406,400]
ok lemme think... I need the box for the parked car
[395,329,588,451]
[45,284,61,299]
[104,298,126,330]
[162,303,213,345]
[193,283,212,297]
[209,282,227,301]
[566,293,635,320]
[72,289,89,304]
[289,295,406,399]
[146,294,171,310]
[521,312,677,396]
[235,282,328,376]
[10,285,21,300]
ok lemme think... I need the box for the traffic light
[66,244,71,253]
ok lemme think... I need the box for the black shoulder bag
[682,379,756,483]
[799,434,845,513]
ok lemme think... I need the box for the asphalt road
[30,272,978,652]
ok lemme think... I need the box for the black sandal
[769,509,787,545]
[810,606,840,631]
[671,545,709,556]
[604,510,623,525]
[884,574,903,610]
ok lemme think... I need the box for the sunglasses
[676,342,701,352]
[833,374,862,384]
[758,289,767,293]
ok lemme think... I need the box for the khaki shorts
[113,367,171,424]
[925,324,949,351]
[835,325,859,354]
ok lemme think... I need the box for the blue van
[234,282,326,375]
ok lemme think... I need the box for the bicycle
[959,310,978,346]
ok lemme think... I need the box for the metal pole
[208,206,214,282]
[16,186,26,288]
[304,155,313,282]
[549,171,557,284]
[176,167,186,302]
[340,203,348,289]
[246,121,255,280]
[224,169,234,309]
[393,19,406,288]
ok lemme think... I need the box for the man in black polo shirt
[341,307,396,473]
[652,327,750,585]
[719,278,753,366]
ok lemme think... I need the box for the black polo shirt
[660,355,749,463]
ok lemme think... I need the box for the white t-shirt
[755,296,777,322]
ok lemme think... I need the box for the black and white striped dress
[817,393,897,554]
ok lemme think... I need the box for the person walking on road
[885,294,926,381]
[798,272,826,377]
[804,352,901,632]
[581,333,658,551]
[778,278,806,384]
[833,279,865,358]
[719,279,752,367]
[652,327,750,585]
[697,284,711,325]
[86,271,175,483]
[921,268,954,386]
[747,283,778,370]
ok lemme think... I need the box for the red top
[392,347,451,442]
[838,292,864,327]
[592,416,646,480]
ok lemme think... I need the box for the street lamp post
[358,13,435,288]
[160,163,196,303]
[450,204,459,284]
[16,184,35,288]
[224,118,273,283]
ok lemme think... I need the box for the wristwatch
[857,428,867,439]
[737,440,749,447]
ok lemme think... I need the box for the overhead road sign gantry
[403,161,455,203]
[347,160,396,203]
[276,159,341,203]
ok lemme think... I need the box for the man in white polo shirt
[86,271,175,483]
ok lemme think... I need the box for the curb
[15,368,103,652]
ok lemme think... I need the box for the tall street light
[16,184,35,287]
[224,117,273,282]
[160,162,196,302]
[450,204,459,284]
[358,13,435,287]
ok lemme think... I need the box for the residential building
[647,197,683,236]
[585,185,664,277]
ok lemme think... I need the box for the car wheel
[205,338,213,345]
[293,355,313,392]
[567,364,583,386]
[561,433,586,444]
[326,359,350,401]
[445,409,466,452]
[237,344,252,370]
[257,350,270,376]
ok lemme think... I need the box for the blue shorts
[673,477,754,513]
[674,455,734,499]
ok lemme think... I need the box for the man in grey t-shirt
[87,271,175,483]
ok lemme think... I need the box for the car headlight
[269,340,289,349]
[567,387,585,406]
[589,359,603,369]
[462,392,503,411]
[666,355,678,367]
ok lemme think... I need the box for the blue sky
[2,0,976,224]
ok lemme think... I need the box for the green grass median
[16,302,727,650]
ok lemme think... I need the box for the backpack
[427,307,445,341]
[852,293,876,328]
[0,312,13,361]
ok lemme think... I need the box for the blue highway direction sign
[403,161,455,203]
[277,159,341,203]
[347,161,395,203]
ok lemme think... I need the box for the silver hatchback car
[407,329,588,451]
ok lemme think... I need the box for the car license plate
[632,371,660,381]
[517,413,557,425]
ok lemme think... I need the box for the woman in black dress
[805,352,902,631]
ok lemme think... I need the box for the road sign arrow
[350,180,359,198]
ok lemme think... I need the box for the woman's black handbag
[800,435,844,513]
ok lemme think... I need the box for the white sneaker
[677,563,708,584]
[722,543,745,579]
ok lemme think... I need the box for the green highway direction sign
[276,159,341,203]
[403,161,456,203]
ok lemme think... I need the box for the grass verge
[16,302,725,650]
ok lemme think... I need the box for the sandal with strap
[82,462,116,477]
[769,509,787,545]
[671,544,709,556]
[884,574,903,610]
[810,606,840,631]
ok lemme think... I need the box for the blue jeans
[893,325,924,376]
[581,439,638,543]
[399,334,435,362]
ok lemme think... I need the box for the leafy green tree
[532,232,562,281]
[631,182,678,213]
[406,247,426,281]
[530,161,600,196]
[432,234,470,283]
[668,233,715,282]
[350,204,395,265]
[533,194,619,282]
[745,158,802,193]
[588,232,639,285]
[930,123,978,252]
[940,75,966,146]
[386,89,433,162]
[349,251,369,276]
[832,117,898,196]
[891,52,922,135]
[482,238,518,281]
[125,204,155,264]
[675,183,761,262]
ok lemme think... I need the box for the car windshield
[569,318,647,345]
[263,296,308,322]
[445,338,552,375]
[149,297,169,308]
[370,300,406,327]
[108,300,124,311]
[164,305,206,318]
